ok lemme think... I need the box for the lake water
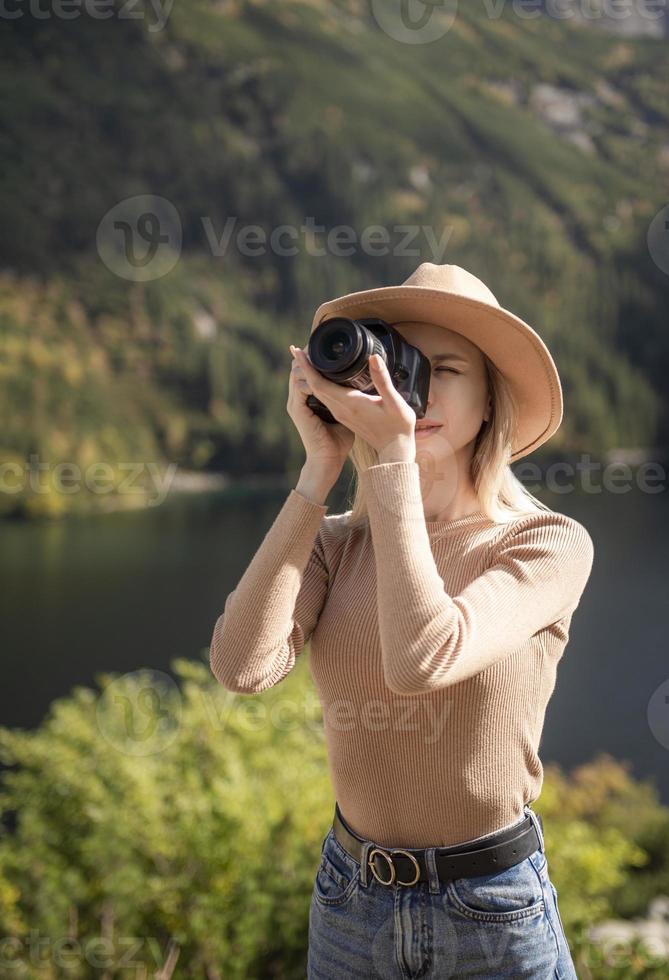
[3,476,668,805]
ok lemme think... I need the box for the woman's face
[393,321,491,460]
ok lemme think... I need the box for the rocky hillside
[1,0,667,517]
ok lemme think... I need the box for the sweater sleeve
[209,488,330,694]
[359,461,595,695]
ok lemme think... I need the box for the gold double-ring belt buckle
[368,847,421,887]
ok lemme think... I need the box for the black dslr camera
[305,317,431,424]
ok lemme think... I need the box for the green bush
[0,654,334,978]
[0,653,667,978]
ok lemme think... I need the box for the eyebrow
[430,353,469,364]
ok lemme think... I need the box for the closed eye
[435,367,461,374]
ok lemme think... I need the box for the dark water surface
[3,480,668,804]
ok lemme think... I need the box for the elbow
[209,653,264,695]
[208,615,254,694]
[209,651,247,693]
[382,640,461,696]
[208,615,228,683]
[383,668,459,697]
[382,665,432,697]
[209,642,242,693]
[384,680,427,697]
[209,622,294,694]
[209,644,259,695]
[212,675,261,696]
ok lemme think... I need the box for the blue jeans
[308,805,577,979]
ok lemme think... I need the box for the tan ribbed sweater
[209,461,595,848]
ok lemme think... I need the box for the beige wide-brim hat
[310,262,563,462]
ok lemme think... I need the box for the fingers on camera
[290,366,311,392]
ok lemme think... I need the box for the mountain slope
[0,0,667,517]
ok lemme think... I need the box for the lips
[415,423,442,431]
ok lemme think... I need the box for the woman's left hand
[291,347,416,460]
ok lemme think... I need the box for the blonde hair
[342,354,553,529]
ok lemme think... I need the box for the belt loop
[424,846,440,895]
[525,804,545,853]
[359,840,372,888]
[334,801,372,887]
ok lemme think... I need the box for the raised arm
[359,461,595,695]
[209,484,332,694]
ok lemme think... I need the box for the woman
[210,263,594,979]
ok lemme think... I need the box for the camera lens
[309,316,382,391]
[309,318,362,375]
[323,330,352,360]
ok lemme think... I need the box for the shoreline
[2,450,666,523]
[165,469,297,497]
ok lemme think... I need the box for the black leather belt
[333,802,543,888]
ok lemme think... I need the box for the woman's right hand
[287,344,355,477]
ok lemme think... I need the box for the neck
[416,448,480,523]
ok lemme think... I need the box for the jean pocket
[446,854,545,923]
[313,829,361,908]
